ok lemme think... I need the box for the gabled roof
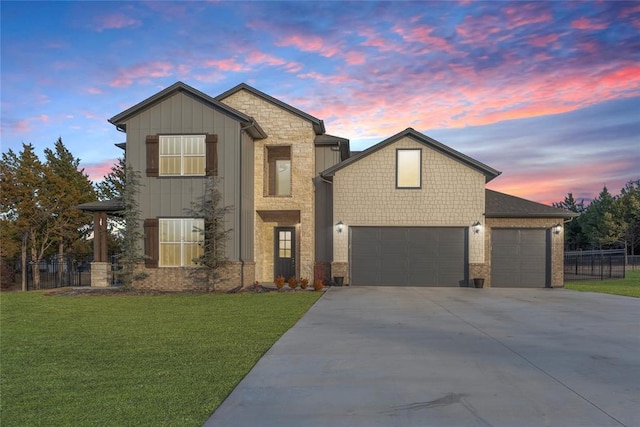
[485,189,578,218]
[216,83,326,135]
[314,134,351,160]
[321,128,501,183]
[108,81,267,139]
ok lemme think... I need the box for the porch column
[91,212,110,287]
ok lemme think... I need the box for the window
[265,146,291,196]
[396,149,422,188]
[159,218,204,267]
[278,230,292,258]
[159,135,205,176]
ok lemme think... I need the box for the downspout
[238,120,258,287]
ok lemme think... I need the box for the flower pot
[473,278,485,288]
[333,276,344,287]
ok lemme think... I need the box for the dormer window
[396,149,422,189]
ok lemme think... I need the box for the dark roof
[314,134,351,160]
[115,142,126,150]
[321,128,501,183]
[108,81,267,139]
[216,83,326,135]
[75,199,124,214]
[485,189,578,218]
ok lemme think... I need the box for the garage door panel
[351,227,467,286]
[492,229,548,288]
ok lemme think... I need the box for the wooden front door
[274,227,296,279]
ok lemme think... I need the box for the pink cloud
[503,3,553,29]
[82,159,119,182]
[571,17,608,30]
[205,57,247,72]
[110,61,173,87]
[246,50,303,73]
[344,51,366,65]
[93,12,141,32]
[527,33,559,48]
[619,4,640,18]
[86,87,103,95]
[393,24,454,53]
[276,34,341,58]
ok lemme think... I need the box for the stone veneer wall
[132,262,256,292]
[220,91,317,283]
[332,136,486,284]
[485,217,565,287]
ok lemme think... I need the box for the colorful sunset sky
[2,1,639,205]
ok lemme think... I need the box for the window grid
[159,218,204,267]
[159,135,205,176]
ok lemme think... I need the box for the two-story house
[80,81,574,290]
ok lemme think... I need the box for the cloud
[109,61,174,87]
[82,159,119,182]
[93,12,141,32]
[205,57,248,72]
[276,33,341,58]
[571,17,608,30]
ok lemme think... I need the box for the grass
[565,269,640,297]
[0,291,321,426]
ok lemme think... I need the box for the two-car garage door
[350,227,467,286]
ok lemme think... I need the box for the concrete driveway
[204,287,640,427]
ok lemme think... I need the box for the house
[80,81,575,289]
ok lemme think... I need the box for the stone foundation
[469,263,491,287]
[331,262,349,285]
[90,262,110,287]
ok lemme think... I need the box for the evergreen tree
[553,193,586,250]
[44,138,96,277]
[189,177,233,291]
[581,186,623,249]
[116,165,144,289]
[95,156,125,201]
[616,180,640,255]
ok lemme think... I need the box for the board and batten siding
[315,146,341,176]
[124,90,253,262]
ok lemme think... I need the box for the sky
[1,1,639,205]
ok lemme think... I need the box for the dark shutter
[146,135,159,177]
[144,218,159,268]
[205,134,218,176]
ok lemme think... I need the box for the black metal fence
[564,250,626,281]
[25,254,91,290]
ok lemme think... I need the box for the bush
[288,276,298,290]
[274,275,285,289]
[299,277,309,290]
[313,279,324,291]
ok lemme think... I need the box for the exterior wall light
[336,220,344,233]
[553,223,562,234]
[472,221,482,234]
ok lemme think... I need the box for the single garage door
[492,229,549,287]
[350,227,467,286]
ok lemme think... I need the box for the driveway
[204,287,640,427]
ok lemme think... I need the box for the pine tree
[116,165,144,289]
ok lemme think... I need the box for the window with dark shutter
[205,134,218,176]
[144,218,159,268]
[146,135,159,177]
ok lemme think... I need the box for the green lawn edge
[0,291,322,426]
[564,269,640,297]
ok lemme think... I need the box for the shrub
[299,277,309,290]
[274,275,285,289]
[313,279,324,291]
[288,276,298,290]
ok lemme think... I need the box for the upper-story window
[160,135,205,176]
[265,146,291,196]
[396,149,422,188]
[145,134,218,177]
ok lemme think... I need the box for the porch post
[91,212,110,287]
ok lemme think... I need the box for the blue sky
[1,1,639,204]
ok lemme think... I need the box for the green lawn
[0,291,321,426]
[565,269,640,297]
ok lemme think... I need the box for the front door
[274,227,296,279]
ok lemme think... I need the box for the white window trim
[396,148,422,189]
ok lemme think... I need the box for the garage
[492,229,550,287]
[350,227,468,286]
